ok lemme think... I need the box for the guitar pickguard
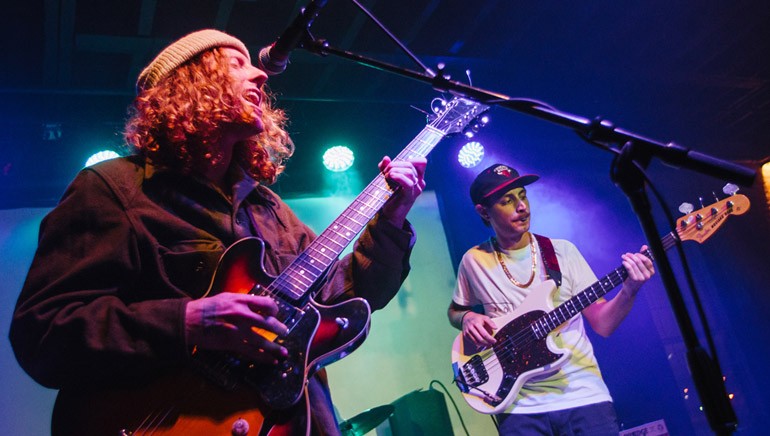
[455,310,561,408]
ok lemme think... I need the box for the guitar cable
[429,379,471,436]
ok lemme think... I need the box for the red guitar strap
[533,234,562,287]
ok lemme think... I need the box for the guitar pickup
[460,355,489,387]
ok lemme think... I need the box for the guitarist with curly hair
[10,29,427,435]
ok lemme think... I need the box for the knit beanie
[136,29,250,93]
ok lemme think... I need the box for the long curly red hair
[124,48,293,184]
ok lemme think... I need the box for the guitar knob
[335,317,350,329]
[231,418,250,436]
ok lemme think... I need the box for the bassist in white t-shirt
[448,163,654,435]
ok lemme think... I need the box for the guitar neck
[533,192,750,338]
[268,126,447,301]
[533,231,678,337]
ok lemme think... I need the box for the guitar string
[134,106,471,432]
[131,369,205,434]
[461,228,685,390]
[140,355,249,433]
[266,127,441,301]
[265,99,483,299]
[464,197,742,398]
[472,237,671,380]
[126,187,397,432]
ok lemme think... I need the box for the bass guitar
[53,97,489,435]
[451,191,750,414]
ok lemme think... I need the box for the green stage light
[85,150,120,167]
[323,145,355,172]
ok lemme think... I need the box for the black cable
[429,379,471,436]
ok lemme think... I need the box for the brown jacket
[9,155,414,434]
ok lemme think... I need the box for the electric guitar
[53,97,489,435]
[451,191,750,414]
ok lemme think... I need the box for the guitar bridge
[461,355,489,387]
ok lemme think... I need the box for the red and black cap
[470,163,539,205]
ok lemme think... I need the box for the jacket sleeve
[315,214,416,311]
[257,189,416,312]
[8,169,190,389]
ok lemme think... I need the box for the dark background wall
[1,1,768,434]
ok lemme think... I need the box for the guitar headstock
[676,194,750,244]
[428,97,490,136]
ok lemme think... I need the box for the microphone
[258,0,329,75]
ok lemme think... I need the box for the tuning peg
[678,202,694,215]
[435,62,451,81]
[723,183,739,196]
[430,97,447,115]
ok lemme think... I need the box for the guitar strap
[533,234,562,287]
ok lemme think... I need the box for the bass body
[451,279,568,415]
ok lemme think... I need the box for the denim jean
[496,401,619,436]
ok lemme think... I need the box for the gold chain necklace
[493,234,537,288]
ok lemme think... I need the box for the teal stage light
[323,145,355,172]
[85,150,120,167]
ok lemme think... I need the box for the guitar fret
[612,269,623,288]
[551,311,564,326]
[564,299,577,318]
[275,269,315,288]
[285,264,320,282]
[597,279,609,293]
[362,190,392,207]
[577,292,589,308]
[535,256,646,338]
[331,219,357,233]
[554,308,564,324]
[283,271,315,288]
[304,247,335,268]
[263,98,488,303]
[338,210,366,227]
[530,323,540,339]
[292,254,325,276]
[321,235,347,250]
[327,224,356,244]
[352,197,382,215]
[516,196,746,414]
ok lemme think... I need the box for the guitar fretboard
[531,232,677,340]
[267,126,446,301]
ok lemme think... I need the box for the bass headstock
[676,189,750,244]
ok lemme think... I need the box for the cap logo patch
[493,165,512,177]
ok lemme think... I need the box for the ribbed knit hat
[136,29,250,93]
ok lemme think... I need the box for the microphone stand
[303,36,755,434]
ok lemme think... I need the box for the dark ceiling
[1,0,769,208]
